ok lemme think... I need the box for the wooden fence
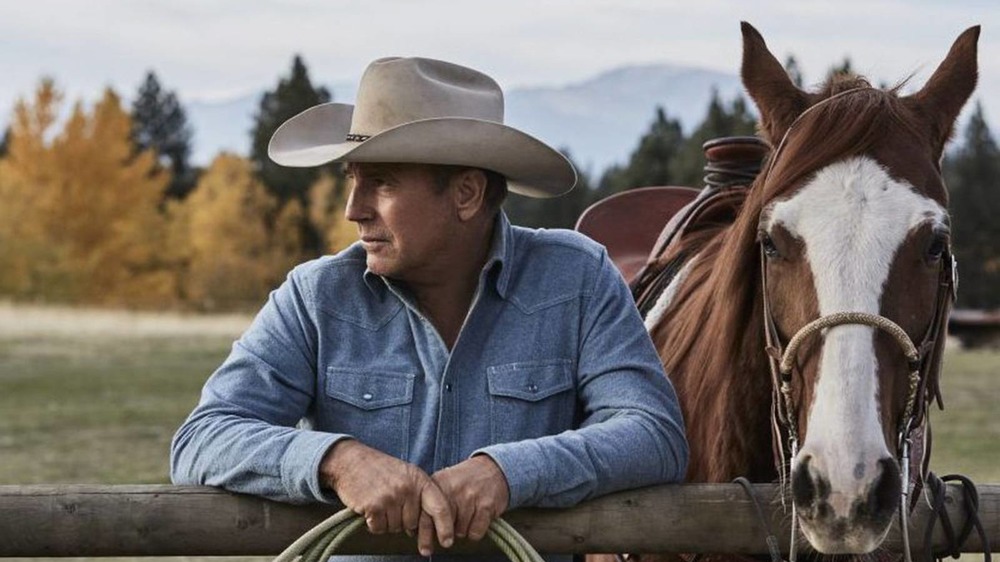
[1,483,996,557]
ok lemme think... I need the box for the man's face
[344,163,457,281]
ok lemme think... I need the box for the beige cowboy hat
[268,57,577,198]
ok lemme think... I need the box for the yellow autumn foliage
[308,172,357,253]
[173,154,304,310]
[0,80,175,306]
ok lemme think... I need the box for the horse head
[741,22,978,553]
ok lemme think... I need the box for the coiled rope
[272,508,545,562]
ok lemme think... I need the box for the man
[171,57,688,560]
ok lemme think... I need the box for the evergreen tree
[131,71,195,198]
[826,57,855,82]
[598,106,684,196]
[669,91,757,188]
[0,126,9,157]
[784,55,805,88]
[250,55,332,204]
[944,102,1000,309]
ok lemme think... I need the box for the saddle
[575,137,771,313]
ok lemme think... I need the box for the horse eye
[760,232,781,259]
[927,234,947,262]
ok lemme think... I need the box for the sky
[0,0,996,137]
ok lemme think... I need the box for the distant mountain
[186,64,747,175]
[507,64,746,174]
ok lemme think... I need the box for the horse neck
[654,242,779,484]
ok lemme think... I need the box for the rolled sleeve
[170,266,344,504]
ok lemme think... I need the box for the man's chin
[365,257,397,278]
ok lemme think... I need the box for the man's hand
[319,439,454,556]
[431,454,511,541]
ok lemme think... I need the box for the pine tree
[668,92,758,188]
[131,71,195,198]
[944,102,1000,309]
[784,55,805,88]
[504,151,596,229]
[0,126,10,157]
[250,55,333,257]
[598,106,684,195]
[826,57,855,82]
[250,55,332,204]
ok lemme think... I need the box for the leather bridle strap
[761,246,955,459]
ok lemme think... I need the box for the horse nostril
[792,456,818,507]
[862,458,901,521]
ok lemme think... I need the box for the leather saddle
[575,137,771,311]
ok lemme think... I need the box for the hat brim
[268,103,576,198]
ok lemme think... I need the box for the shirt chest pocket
[325,368,415,460]
[486,359,575,444]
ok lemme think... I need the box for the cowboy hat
[268,57,577,198]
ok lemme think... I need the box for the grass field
[0,303,996,560]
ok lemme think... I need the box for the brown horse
[634,22,978,559]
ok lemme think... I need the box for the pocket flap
[326,368,415,410]
[486,359,573,402]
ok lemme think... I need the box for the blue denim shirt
[171,212,688,548]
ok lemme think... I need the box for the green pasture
[0,309,996,562]
[0,324,996,484]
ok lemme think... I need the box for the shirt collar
[362,210,514,299]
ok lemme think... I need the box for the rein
[755,89,958,562]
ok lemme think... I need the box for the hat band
[345,133,371,142]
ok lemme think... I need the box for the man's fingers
[467,506,494,542]
[454,500,473,539]
[365,510,388,535]
[401,494,421,537]
[384,505,403,535]
[420,482,455,548]
[417,512,435,557]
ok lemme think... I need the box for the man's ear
[453,168,488,222]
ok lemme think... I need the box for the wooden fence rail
[0,483,996,557]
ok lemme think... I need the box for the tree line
[0,56,996,311]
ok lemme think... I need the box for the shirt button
[527,384,538,393]
[444,383,452,392]
[362,393,374,401]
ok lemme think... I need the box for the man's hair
[433,165,508,214]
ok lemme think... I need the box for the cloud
[0,0,995,133]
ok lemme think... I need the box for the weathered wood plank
[0,483,995,556]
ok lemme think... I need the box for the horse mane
[651,75,924,482]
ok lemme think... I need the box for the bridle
[755,89,958,562]
[761,249,956,562]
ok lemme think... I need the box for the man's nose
[344,186,370,222]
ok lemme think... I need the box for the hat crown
[351,57,504,137]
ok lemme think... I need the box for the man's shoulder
[502,226,613,311]
[510,226,605,264]
[289,243,369,288]
[287,244,402,330]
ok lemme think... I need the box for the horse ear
[740,22,810,145]
[906,26,980,156]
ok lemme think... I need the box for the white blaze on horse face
[766,156,945,513]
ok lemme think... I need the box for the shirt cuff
[472,441,544,510]
[280,430,352,504]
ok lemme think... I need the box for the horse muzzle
[791,455,901,553]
